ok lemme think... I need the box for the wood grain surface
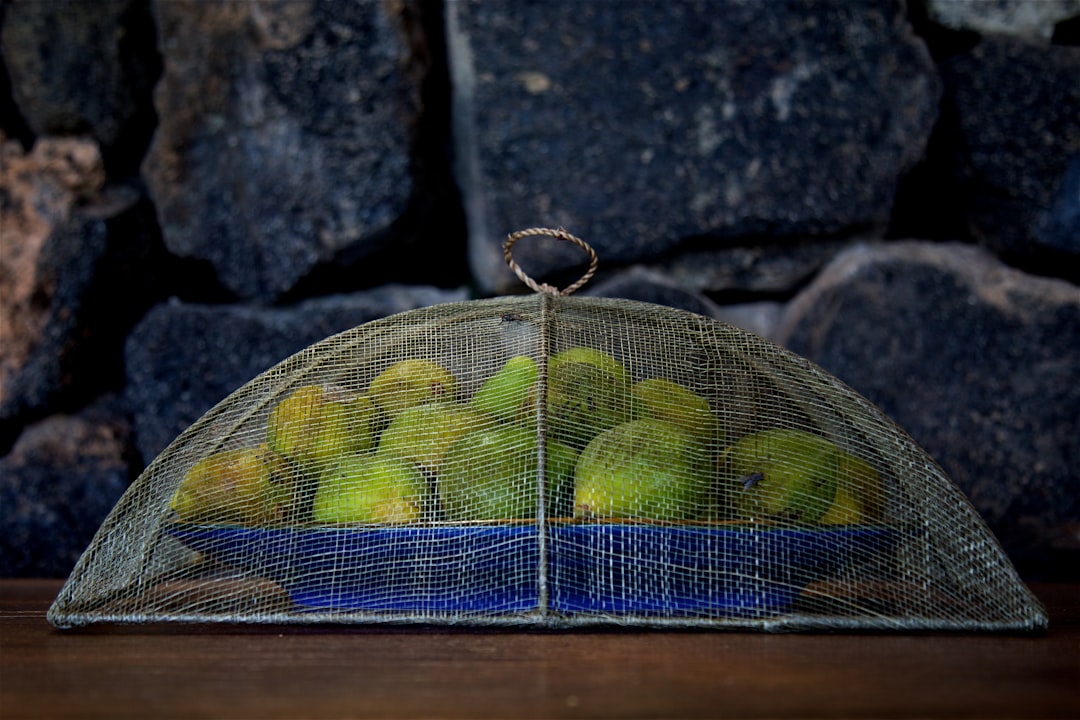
[2,580,1078,719]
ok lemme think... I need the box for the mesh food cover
[49,229,1046,631]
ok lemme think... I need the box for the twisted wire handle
[503,227,598,296]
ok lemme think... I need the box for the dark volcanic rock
[583,265,784,339]
[0,161,164,453]
[584,266,723,320]
[776,241,1080,578]
[942,38,1080,261]
[0,136,115,430]
[449,0,940,292]
[1,0,160,176]
[143,0,418,301]
[0,397,133,577]
[1037,156,1080,256]
[0,213,110,424]
[124,286,468,464]
[926,0,1080,41]
[655,238,858,296]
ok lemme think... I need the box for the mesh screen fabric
[47,292,1046,630]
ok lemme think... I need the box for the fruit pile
[170,349,883,528]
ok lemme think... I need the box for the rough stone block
[583,266,724,320]
[927,0,1080,41]
[0,0,160,175]
[943,38,1080,260]
[0,397,132,577]
[0,135,106,425]
[584,265,785,340]
[776,241,1080,578]
[124,286,468,464]
[654,238,857,296]
[143,0,417,301]
[449,0,939,293]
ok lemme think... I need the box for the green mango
[470,355,538,424]
[574,418,709,521]
[377,402,490,476]
[313,454,427,524]
[171,445,283,526]
[548,347,638,449]
[724,429,842,524]
[265,384,374,477]
[440,425,577,521]
[821,453,883,525]
[632,377,718,443]
[367,359,458,420]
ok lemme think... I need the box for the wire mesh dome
[49,229,1047,631]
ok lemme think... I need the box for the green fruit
[724,429,841,524]
[632,378,717,442]
[820,486,863,525]
[548,347,637,449]
[470,355,539,424]
[171,445,282,526]
[574,418,709,521]
[377,403,489,476]
[313,454,427,524]
[368,359,458,420]
[266,385,374,475]
[440,425,577,521]
[553,347,628,382]
[822,454,883,525]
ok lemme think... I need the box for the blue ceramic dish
[165,522,894,617]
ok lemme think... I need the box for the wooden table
[2,580,1078,719]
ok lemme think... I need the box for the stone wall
[1,0,1077,579]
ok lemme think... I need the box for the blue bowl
[549,523,892,617]
[165,522,894,618]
